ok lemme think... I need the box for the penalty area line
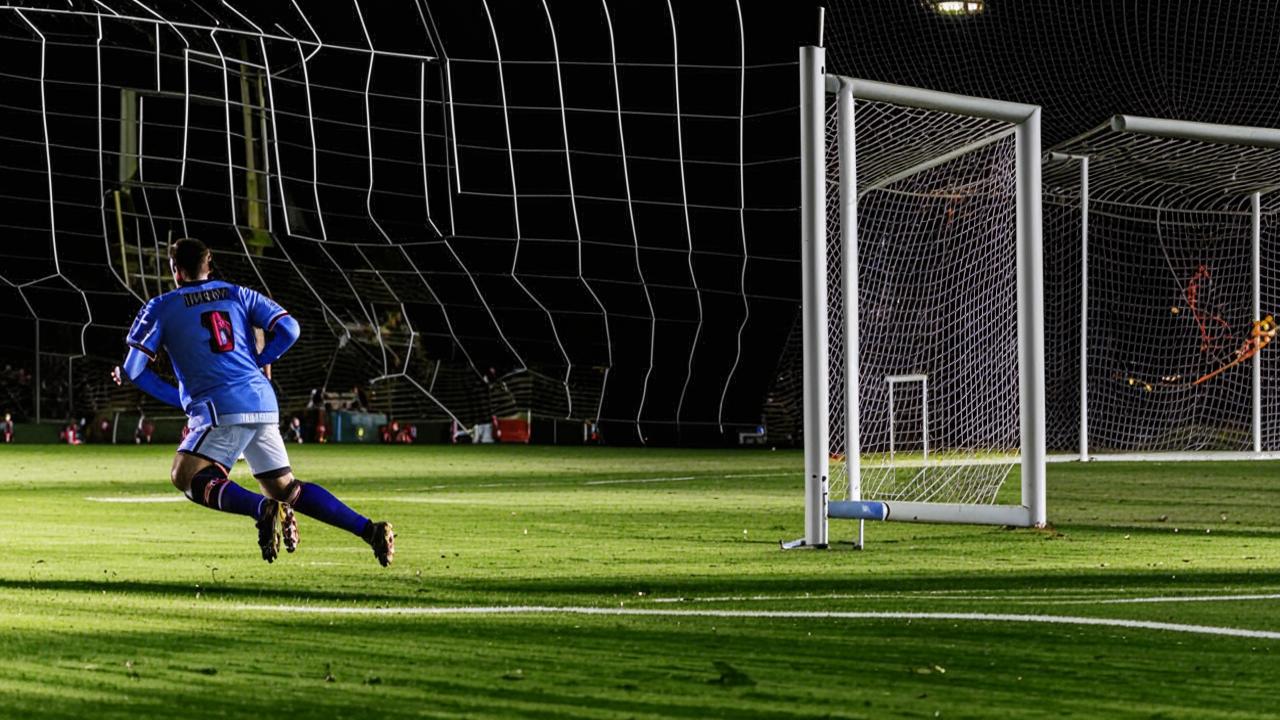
[1056,593,1280,605]
[583,476,695,485]
[226,605,1280,640]
[584,471,791,486]
[649,591,1280,606]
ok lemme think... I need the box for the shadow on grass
[415,568,1280,600]
[0,577,411,604]
[1050,522,1280,539]
[4,564,1279,607]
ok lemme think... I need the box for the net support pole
[1253,191,1263,455]
[1017,108,1047,527]
[1079,156,1089,462]
[799,45,829,548]
[836,78,862,549]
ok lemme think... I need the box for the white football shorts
[179,422,291,478]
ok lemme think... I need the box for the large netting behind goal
[0,2,801,443]
[825,0,1280,461]
[825,96,1020,506]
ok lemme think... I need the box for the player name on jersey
[183,287,231,307]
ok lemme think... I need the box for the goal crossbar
[825,76,1039,124]
[1046,116,1280,208]
[1111,115,1280,150]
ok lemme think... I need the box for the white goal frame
[794,46,1046,549]
[885,374,929,463]
[1048,115,1280,462]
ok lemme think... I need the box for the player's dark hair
[170,237,211,278]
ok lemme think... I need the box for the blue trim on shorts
[190,427,212,454]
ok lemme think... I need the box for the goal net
[0,3,796,443]
[1044,117,1280,459]
[795,46,1045,548]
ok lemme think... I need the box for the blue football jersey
[126,279,289,423]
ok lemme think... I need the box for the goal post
[885,374,930,464]
[792,46,1045,549]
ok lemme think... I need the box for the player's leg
[173,425,290,563]
[250,467,300,554]
[246,423,395,567]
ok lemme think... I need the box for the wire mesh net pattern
[826,0,1280,458]
[1043,126,1280,454]
[0,2,800,442]
[824,94,1019,506]
[825,0,1280,150]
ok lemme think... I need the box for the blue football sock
[189,468,267,520]
[218,482,269,520]
[286,481,371,537]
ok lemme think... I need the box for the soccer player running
[116,238,394,566]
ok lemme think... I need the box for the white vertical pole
[1079,156,1089,462]
[1017,108,1046,528]
[799,45,829,548]
[921,376,929,461]
[887,385,896,463]
[837,79,861,548]
[920,377,929,494]
[1253,191,1263,455]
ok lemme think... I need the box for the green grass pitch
[1,444,1278,718]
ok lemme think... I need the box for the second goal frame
[795,45,1046,549]
[1047,115,1280,461]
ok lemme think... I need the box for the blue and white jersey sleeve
[239,286,288,331]
[125,296,165,360]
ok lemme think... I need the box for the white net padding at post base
[1043,117,1280,459]
[801,63,1044,545]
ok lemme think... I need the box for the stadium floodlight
[1044,116,1280,460]
[788,45,1045,550]
[928,1,986,17]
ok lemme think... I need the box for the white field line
[649,592,1280,606]
[364,497,476,504]
[648,593,1069,604]
[650,592,988,603]
[85,495,184,503]
[1056,593,1280,605]
[85,471,794,504]
[584,476,695,485]
[338,471,793,496]
[227,604,1280,640]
